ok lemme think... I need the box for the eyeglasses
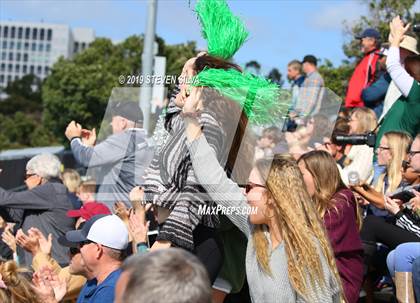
[70,247,80,255]
[245,182,266,194]
[25,173,36,180]
[78,240,94,248]
[408,150,420,157]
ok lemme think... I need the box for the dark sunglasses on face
[245,182,266,194]
[25,173,36,179]
[70,247,80,255]
[78,240,94,248]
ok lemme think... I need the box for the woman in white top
[339,107,377,184]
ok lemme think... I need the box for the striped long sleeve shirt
[143,98,227,250]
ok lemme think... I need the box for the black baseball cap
[302,55,317,66]
[111,101,144,124]
[356,28,380,40]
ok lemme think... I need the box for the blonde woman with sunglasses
[182,87,343,303]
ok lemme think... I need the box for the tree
[266,68,284,87]
[0,74,43,115]
[318,59,354,100]
[0,112,57,150]
[343,0,419,60]
[318,0,419,100]
[42,35,197,144]
[0,75,56,150]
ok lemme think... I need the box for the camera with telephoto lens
[334,132,376,148]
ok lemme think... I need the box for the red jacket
[345,51,380,108]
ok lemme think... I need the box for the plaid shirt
[296,70,324,116]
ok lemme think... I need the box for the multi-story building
[0,21,95,87]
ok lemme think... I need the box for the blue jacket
[362,72,391,118]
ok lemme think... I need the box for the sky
[1,0,417,82]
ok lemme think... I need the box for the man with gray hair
[114,248,212,303]
[0,153,74,266]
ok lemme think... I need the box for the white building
[0,21,95,87]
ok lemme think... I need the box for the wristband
[136,242,149,253]
[70,136,81,142]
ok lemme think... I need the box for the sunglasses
[25,173,36,179]
[70,247,80,255]
[245,182,266,194]
[78,240,94,248]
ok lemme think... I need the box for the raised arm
[387,16,414,97]
[182,87,252,236]
[187,134,251,237]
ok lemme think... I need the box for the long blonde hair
[252,154,343,301]
[0,260,41,303]
[350,107,377,133]
[298,151,347,218]
[375,131,412,194]
[298,150,363,231]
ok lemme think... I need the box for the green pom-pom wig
[195,0,248,59]
[191,68,290,125]
[192,0,290,125]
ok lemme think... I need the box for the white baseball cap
[63,214,129,250]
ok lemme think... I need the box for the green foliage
[0,74,43,115]
[318,59,354,100]
[42,36,144,142]
[42,35,198,144]
[0,112,57,150]
[343,0,419,59]
[0,75,56,150]
[192,68,289,125]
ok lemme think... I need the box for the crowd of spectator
[0,15,419,303]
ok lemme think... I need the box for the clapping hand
[81,128,96,146]
[389,16,410,46]
[114,202,130,224]
[32,266,67,303]
[2,225,17,253]
[16,229,39,255]
[128,210,150,245]
[65,121,82,141]
[29,228,53,255]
